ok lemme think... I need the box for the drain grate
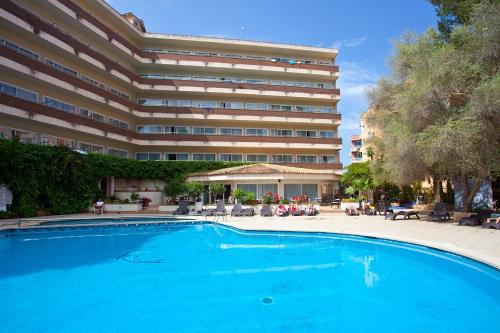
[261,297,274,305]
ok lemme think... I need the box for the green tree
[163,180,185,204]
[369,0,500,211]
[429,0,484,37]
[184,181,203,201]
[208,183,225,203]
[341,162,372,188]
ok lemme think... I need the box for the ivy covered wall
[0,140,245,217]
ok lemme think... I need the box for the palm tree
[366,146,375,160]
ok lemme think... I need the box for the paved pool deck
[1,213,499,269]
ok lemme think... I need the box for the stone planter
[340,202,358,210]
[453,211,471,223]
[103,203,142,212]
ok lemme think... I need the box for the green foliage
[341,162,372,188]
[344,186,356,197]
[185,181,203,199]
[163,180,185,199]
[232,188,246,202]
[130,192,140,201]
[0,140,246,217]
[208,183,225,196]
[429,0,483,37]
[243,192,256,205]
[369,1,500,210]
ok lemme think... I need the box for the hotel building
[0,0,342,200]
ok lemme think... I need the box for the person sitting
[276,204,288,217]
[95,198,104,215]
[305,204,317,216]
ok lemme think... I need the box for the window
[138,99,164,106]
[43,97,76,113]
[136,152,161,160]
[79,143,104,154]
[319,131,335,138]
[192,127,216,135]
[295,105,317,113]
[319,107,334,113]
[220,128,243,136]
[137,125,163,133]
[246,103,268,110]
[45,59,78,77]
[284,184,318,201]
[165,153,189,161]
[245,128,268,136]
[40,134,75,148]
[0,38,39,60]
[321,155,336,163]
[296,130,317,138]
[237,184,277,200]
[167,99,191,107]
[270,155,293,163]
[192,153,216,161]
[108,118,129,129]
[80,108,105,122]
[165,126,189,134]
[246,154,268,162]
[219,154,243,161]
[192,100,217,108]
[109,88,129,100]
[296,155,317,163]
[108,148,128,158]
[219,101,243,109]
[270,104,292,112]
[270,129,293,137]
[0,82,37,102]
[0,127,37,144]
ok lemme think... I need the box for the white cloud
[331,37,367,50]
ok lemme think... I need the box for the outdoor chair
[206,200,226,217]
[173,200,189,215]
[345,207,359,216]
[385,211,420,220]
[260,205,273,217]
[426,202,451,222]
[231,202,244,217]
[482,213,500,229]
[458,210,492,226]
[375,201,394,215]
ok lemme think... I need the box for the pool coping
[1,214,499,270]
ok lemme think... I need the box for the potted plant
[208,183,225,204]
[130,192,140,202]
[185,181,203,203]
[163,180,185,204]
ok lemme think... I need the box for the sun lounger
[173,200,189,215]
[206,200,226,217]
[375,201,394,215]
[426,203,451,222]
[482,213,500,229]
[459,210,493,226]
[260,205,273,217]
[385,210,420,220]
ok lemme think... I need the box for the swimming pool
[0,222,498,332]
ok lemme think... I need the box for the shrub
[185,181,203,200]
[130,192,140,201]
[243,192,256,205]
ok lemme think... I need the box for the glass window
[284,184,318,201]
[40,134,75,148]
[270,155,293,163]
[165,153,189,161]
[167,99,191,107]
[270,129,293,137]
[296,155,317,163]
[319,107,334,113]
[192,127,216,135]
[80,108,105,122]
[79,143,103,154]
[295,105,318,113]
[192,153,216,161]
[246,103,268,110]
[270,104,292,111]
[108,148,128,158]
[245,128,268,136]
[192,100,217,108]
[136,152,161,160]
[0,82,37,102]
[138,99,164,106]
[296,130,317,138]
[43,97,76,113]
[137,125,163,133]
[258,184,278,199]
[237,184,257,197]
[321,155,336,163]
[246,154,268,162]
[108,118,129,129]
[219,102,243,109]
[219,154,243,161]
[319,131,335,138]
[165,126,189,134]
[220,128,243,136]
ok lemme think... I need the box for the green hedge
[0,139,246,218]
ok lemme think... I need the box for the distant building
[350,135,363,162]
[351,107,379,163]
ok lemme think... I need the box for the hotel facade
[0,0,342,200]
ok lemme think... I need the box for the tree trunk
[434,176,442,203]
[461,175,483,212]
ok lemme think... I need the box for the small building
[186,163,341,202]
[350,135,363,162]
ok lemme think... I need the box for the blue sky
[108,0,438,165]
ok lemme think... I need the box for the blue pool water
[0,222,499,332]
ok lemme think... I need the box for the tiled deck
[1,213,499,269]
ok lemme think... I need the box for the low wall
[103,203,142,212]
[114,191,163,205]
